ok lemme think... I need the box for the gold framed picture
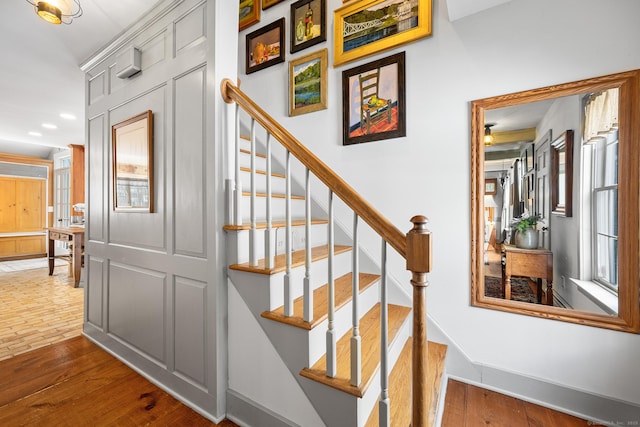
[262,0,285,10]
[289,48,328,116]
[239,0,260,31]
[333,0,432,67]
[112,111,154,212]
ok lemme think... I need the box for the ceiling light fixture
[59,113,76,120]
[25,1,83,25]
[42,123,58,129]
[484,124,495,146]
[28,131,43,137]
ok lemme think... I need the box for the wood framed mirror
[471,70,640,333]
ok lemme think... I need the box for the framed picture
[290,0,326,54]
[239,0,260,31]
[333,0,432,66]
[485,178,497,196]
[246,18,286,74]
[342,51,405,145]
[263,0,285,10]
[112,111,154,212]
[289,48,328,116]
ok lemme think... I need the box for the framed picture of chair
[341,51,406,145]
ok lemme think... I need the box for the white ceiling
[0,0,503,159]
[0,0,160,159]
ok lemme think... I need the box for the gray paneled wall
[82,0,225,419]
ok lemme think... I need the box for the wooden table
[502,244,553,305]
[48,227,84,287]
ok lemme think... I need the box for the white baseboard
[226,389,301,427]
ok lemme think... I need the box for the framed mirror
[112,110,154,212]
[551,130,573,216]
[471,70,640,333]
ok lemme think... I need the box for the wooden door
[535,133,552,249]
[16,179,45,232]
[0,178,17,231]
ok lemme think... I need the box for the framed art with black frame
[290,0,326,54]
[342,51,406,145]
[246,18,286,74]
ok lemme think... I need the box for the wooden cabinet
[0,176,47,259]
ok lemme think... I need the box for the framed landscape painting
[289,49,328,116]
[246,18,286,74]
[342,52,405,145]
[334,0,431,66]
[239,0,260,31]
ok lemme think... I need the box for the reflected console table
[502,244,553,305]
[48,227,84,287]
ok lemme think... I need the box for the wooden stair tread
[299,303,411,397]
[240,166,285,178]
[229,245,351,275]
[223,219,328,231]
[365,339,448,427]
[239,148,267,158]
[242,191,305,200]
[261,272,380,330]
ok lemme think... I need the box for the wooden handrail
[221,78,407,259]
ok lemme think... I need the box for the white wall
[237,0,640,409]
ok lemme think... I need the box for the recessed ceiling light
[42,123,57,129]
[28,131,42,137]
[60,113,76,120]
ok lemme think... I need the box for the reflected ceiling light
[25,1,83,25]
[28,131,43,137]
[484,124,495,146]
[59,113,76,120]
[42,123,58,129]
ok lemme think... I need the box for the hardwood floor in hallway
[0,263,83,361]
[442,379,606,427]
[0,336,238,426]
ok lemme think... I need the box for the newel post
[406,215,432,427]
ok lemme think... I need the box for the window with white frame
[582,89,619,293]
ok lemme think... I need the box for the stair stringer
[228,282,325,427]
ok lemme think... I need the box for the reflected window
[583,89,619,292]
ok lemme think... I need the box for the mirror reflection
[471,70,640,332]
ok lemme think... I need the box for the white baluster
[249,120,258,267]
[264,133,274,269]
[234,104,242,225]
[350,214,361,387]
[379,240,390,427]
[303,167,313,322]
[284,151,293,317]
[326,190,337,378]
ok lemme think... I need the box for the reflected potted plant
[511,210,543,249]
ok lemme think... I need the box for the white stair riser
[265,250,354,311]
[227,223,327,265]
[240,170,287,194]
[307,280,380,367]
[238,153,268,171]
[357,312,412,427]
[239,195,307,223]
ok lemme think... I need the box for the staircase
[221,80,447,426]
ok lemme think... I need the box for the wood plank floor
[442,379,606,427]
[0,264,83,361]
[0,335,238,426]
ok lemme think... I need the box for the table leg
[536,278,543,304]
[48,234,54,276]
[72,237,81,287]
[505,275,512,300]
[546,281,553,305]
